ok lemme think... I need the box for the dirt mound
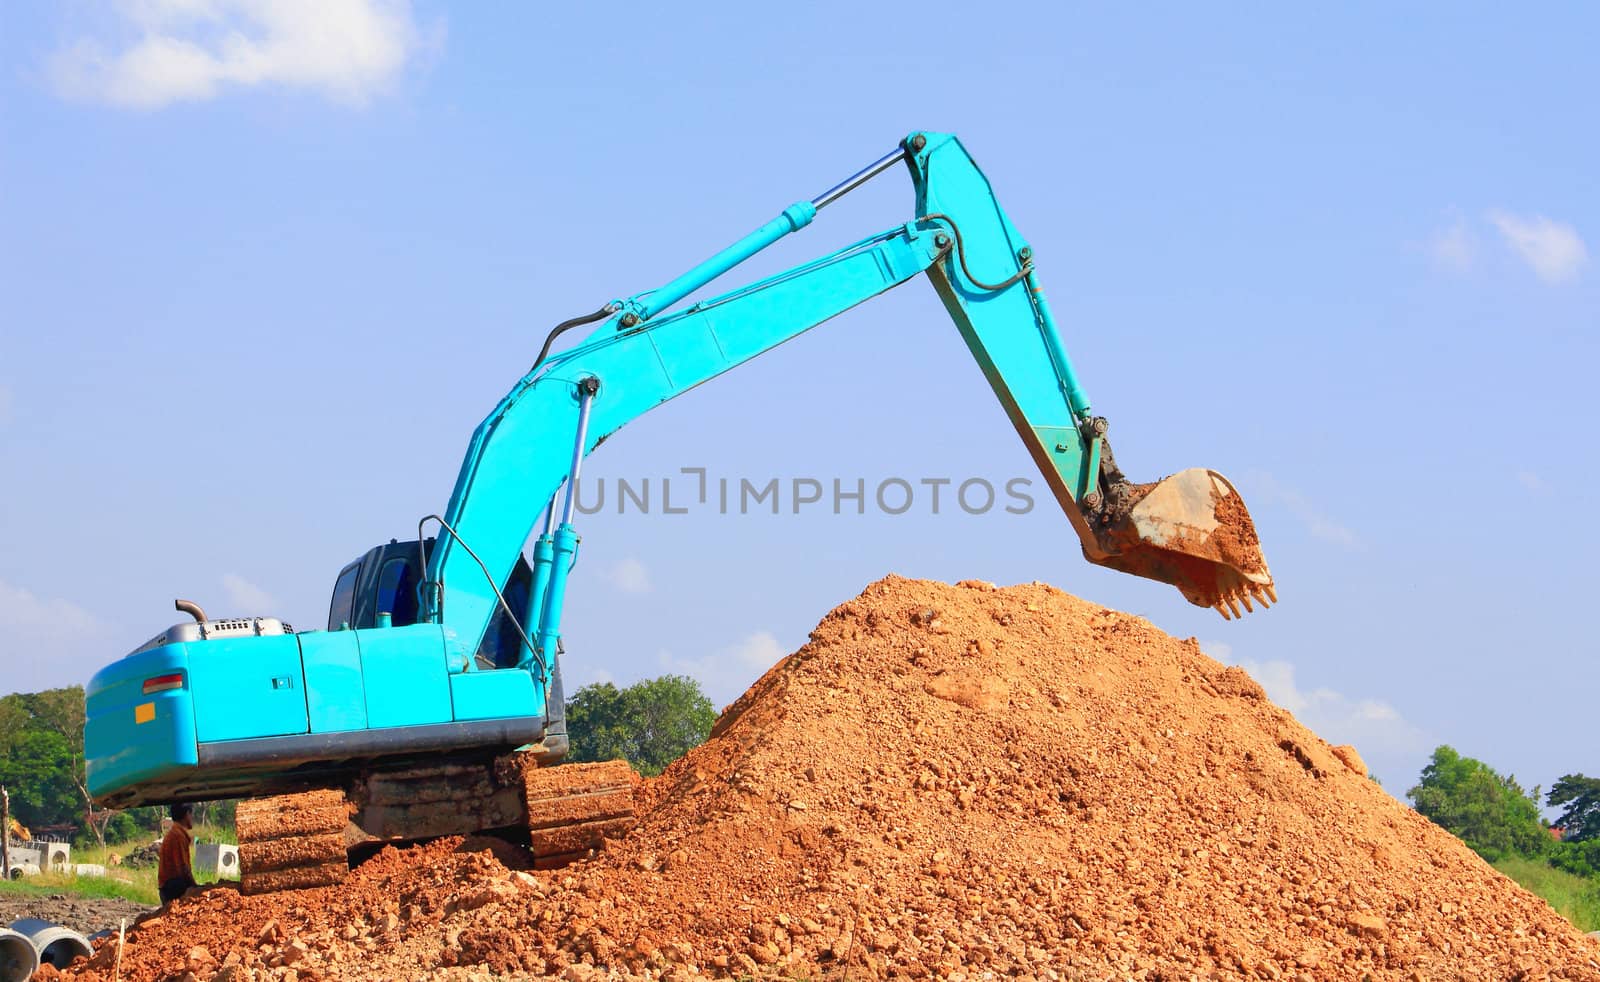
[66,576,1600,980]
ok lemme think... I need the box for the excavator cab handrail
[416,512,547,682]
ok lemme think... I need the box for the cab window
[375,557,419,627]
[328,563,360,631]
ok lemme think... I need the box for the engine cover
[132,616,295,655]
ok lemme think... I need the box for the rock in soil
[62,575,1600,980]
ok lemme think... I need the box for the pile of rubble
[66,576,1600,980]
[117,842,161,870]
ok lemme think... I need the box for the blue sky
[1,3,1595,800]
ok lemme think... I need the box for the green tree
[0,725,79,830]
[191,799,238,832]
[1548,775,1600,843]
[565,675,716,777]
[1407,745,1548,861]
[98,811,146,847]
[16,687,111,847]
[1548,838,1600,878]
[0,696,27,746]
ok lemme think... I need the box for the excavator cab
[328,537,536,667]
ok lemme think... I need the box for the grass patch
[0,869,158,906]
[2,826,240,907]
[1494,855,1600,932]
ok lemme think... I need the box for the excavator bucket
[1092,469,1274,619]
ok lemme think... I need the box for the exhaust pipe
[175,598,207,624]
[9,918,93,970]
[0,928,38,982]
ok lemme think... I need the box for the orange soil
[68,576,1600,981]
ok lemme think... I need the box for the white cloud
[0,579,101,638]
[221,572,277,613]
[0,579,106,692]
[1200,641,1427,759]
[1488,210,1588,284]
[656,630,788,707]
[50,1,432,110]
[605,557,653,595]
[1243,470,1359,549]
[725,631,786,670]
[1516,470,1544,493]
[1428,211,1477,272]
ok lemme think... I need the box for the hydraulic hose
[918,212,1033,292]
[531,304,620,373]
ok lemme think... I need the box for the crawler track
[236,789,349,895]
[232,758,639,894]
[520,758,639,869]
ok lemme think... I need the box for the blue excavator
[84,132,1274,893]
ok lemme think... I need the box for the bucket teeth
[1208,581,1276,619]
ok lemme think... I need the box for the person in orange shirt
[157,802,196,904]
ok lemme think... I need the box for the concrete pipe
[0,928,39,982]
[9,917,94,969]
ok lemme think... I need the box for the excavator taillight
[142,673,185,695]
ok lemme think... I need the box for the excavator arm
[423,131,1274,668]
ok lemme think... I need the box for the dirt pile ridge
[68,575,1600,980]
